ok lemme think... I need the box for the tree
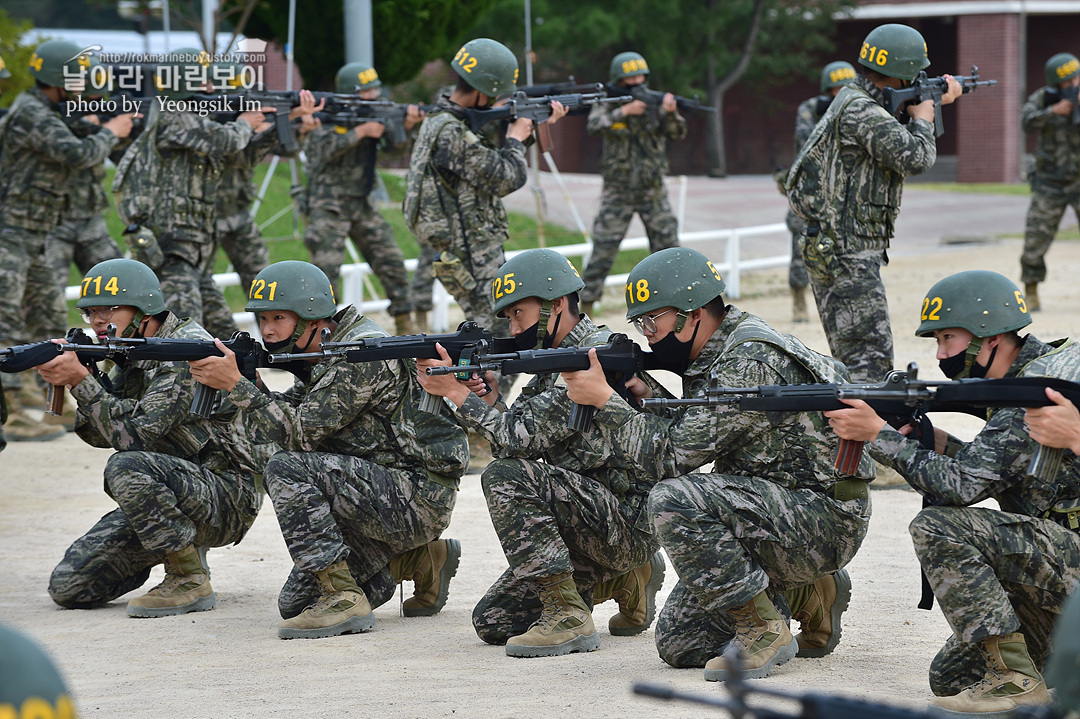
[0,9,38,108]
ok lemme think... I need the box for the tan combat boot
[3,388,66,442]
[704,592,798,681]
[278,560,375,639]
[792,286,809,323]
[413,310,429,334]
[17,380,45,409]
[394,313,413,336]
[389,538,461,617]
[930,633,1051,717]
[1024,283,1041,312]
[593,552,666,636]
[788,569,851,658]
[127,545,215,617]
[506,572,600,657]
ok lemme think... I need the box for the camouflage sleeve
[845,99,937,176]
[591,358,786,477]
[455,386,577,456]
[8,108,116,170]
[794,99,818,151]
[1021,90,1059,134]
[660,108,687,142]
[69,364,196,451]
[158,113,254,157]
[303,126,361,172]
[586,102,624,134]
[236,127,279,169]
[431,123,528,198]
[868,408,1032,505]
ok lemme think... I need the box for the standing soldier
[1019,52,1080,311]
[826,271,1079,716]
[417,249,665,658]
[302,62,419,335]
[0,40,132,441]
[783,61,855,323]
[579,51,687,316]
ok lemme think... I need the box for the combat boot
[413,310,429,334]
[792,287,809,323]
[704,592,798,681]
[127,545,215,617]
[389,538,461,617]
[278,560,375,639]
[1025,283,1041,312]
[929,633,1051,717]
[17,379,45,409]
[593,552,666,636]
[394,313,413,336]
[787,569,851,658]
[506,572,600,657]
[3,389,66,442]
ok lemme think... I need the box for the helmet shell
[610,51,650,84]
[0,55,13,79]
[245,261,337,320]
[28,40,87,89]
[76,258,166,315]
[1045,52,1080,87]
[492,249,585,317]
[915,270,1032,338]
[451,38,518,98]
[0,624,76,718]
[336,62,382,94]
[820,61,856,93]
[624,247,726,320]
[857,24,930,82]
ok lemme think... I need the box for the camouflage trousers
[156,232,238,340]
[1020,177,1080,284]
[264,450,456,617]
[473,458,657,644]
[48,451,261,608]
[909,505,1080,696]
[303,196,411,316]
[807,245,894,383]
[0,225,69,390]
[785,210,809,290]
[409,238,437,314]
[217,212,270,296]
[582,182,680,305]
[650,473,871,668]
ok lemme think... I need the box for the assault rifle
[266,321,518,414]
[462,84,629,133]
[640,362,1080,481]
[1044,84,1080,126]
[882,65,997,137]
[603,82,717,114]
[520,79,620,116]
[188,90,330,153]
[427,333,655,432]
[315,98,435,144]
[1,329,99,416]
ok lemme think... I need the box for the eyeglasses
[632,308,677,335]
[80,306,122,323]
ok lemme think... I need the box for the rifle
[461,84,629,133]
[427,333,653,432]
[266,321,517,414]
[603,82,717,114]
[315,97,435,145]
[1043,84,1080,126]
[187,91,322,153]
[1,329,100,417]
[520,78,620,116]
[882,65,997,137]
[640,362,1080,481]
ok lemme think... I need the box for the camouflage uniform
[0,86,117,389]
[223,305,467,618]
[301,125,410,315]
[869,335,1080,695]
[1019,87,1080,284]
[214,127,277,295]
[590,308,873,667]
[808,74,936,382]
[48,313,267,607]
[785,97,824,291]
[581,101,687,305]
[451,316,660,643]
[404,96,528,337]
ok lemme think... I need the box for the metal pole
[286,0,301,238]
[202,0,217,52]
[344,0,374,66]
[162,0,171,52]
[524,0,546,247]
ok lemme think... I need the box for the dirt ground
[2,237,1078,719]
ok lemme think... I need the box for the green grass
[910,182,1031,195]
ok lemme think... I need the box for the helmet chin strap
[125,310,147,338]
[535,299,553,347]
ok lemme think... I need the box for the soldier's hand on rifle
[288,89,324,120]
[416,343,472,408]
[35,342,90,388]
[562,348,614,409]
[939,75,963,105]
[103,113,135,139]
[297,113,321,136]
[624,376,653,402]
[239,109,270,129]
[1052,98,1076,116]
[547,100,569,125]
[188,339,242,392]
[824,399,886,442]
[355,121,385,140]
[620,99,648,117]
[507,116,534,142]
[661,92,677,113]
[405,104,425,131]
[1025,388,1080,454]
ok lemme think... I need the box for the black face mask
[264,337,292,354]
[648,323,699,375]
[938,348,969,379]
[513,315,559,351]
[968,345,998,379]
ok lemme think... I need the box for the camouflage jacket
[592,307,875,490]
[871,335,1080,517]
[143,110,253,240]
[62,117,112,221]
[227,305,468,478]
[301,124,381,201]
[587,98,686,189]
[831,75,936,248]
[403,97,528,255]
[0,86,117,232]
[214,126,280,232]
[1021,87,1080,182]
[795,96,826,153]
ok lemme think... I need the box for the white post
[676,175,688,236]
[727,231,740,299]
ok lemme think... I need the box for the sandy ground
[3,236,1078,718]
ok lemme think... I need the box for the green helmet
[0,624,77,718]
[28,40,87,89]
[155,47,211,101]
[857,24,930,82]
[212,60,247,93]
[1045,52,1080,87]
[245,261,336,320]
[820,61,856,93]
[77,258,166,316]
[610,51,650,84]
[83,54,111,98]
[492,249,584,317]
[1045,587,1080,714]
[915,271,1032,339]
[336,62,382,94]
[0,55,12,80]
[625,248,726,332]
[451,38,518,98]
